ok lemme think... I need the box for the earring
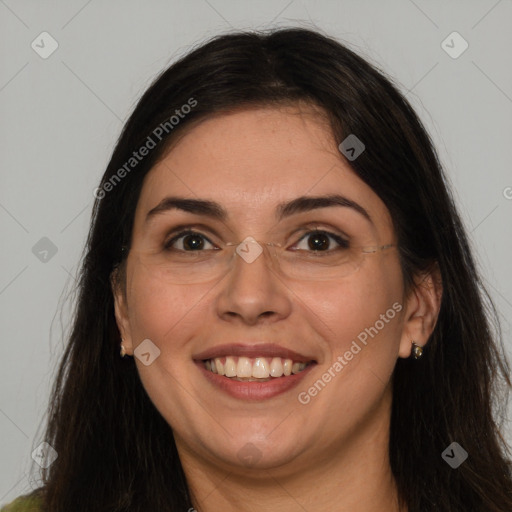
[120,339,127,358]
[411,341,423,359]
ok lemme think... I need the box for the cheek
[126,264,204,351]
[294,266,403,423]
[295,256,404,369]
[125,268,209,427]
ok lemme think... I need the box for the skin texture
[112,105,442,511]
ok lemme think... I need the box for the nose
[214,241,292,325]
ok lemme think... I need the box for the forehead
[134,106,394,236]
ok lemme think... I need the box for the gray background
[1,0,511,504]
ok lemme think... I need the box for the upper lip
[193,343,317,363]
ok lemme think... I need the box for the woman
[3,27,511,512]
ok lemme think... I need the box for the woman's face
[114,104,411,474]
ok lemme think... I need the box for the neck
[178,389,404,512]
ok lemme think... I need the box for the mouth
[193,343,317,400]
[202,356,313,381]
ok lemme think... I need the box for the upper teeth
[204,356,308,379]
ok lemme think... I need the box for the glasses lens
[133,239,391,284]
[270,243,363,281]
[137,247,233,285]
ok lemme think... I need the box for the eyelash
[163,228,349,252]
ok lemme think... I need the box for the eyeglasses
[131,229,396,285]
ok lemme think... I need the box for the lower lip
[195,361,316,401]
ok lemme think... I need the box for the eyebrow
[145,194,372,224]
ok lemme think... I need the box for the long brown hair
[33,28,512,511]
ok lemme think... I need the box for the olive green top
[1,493,43,512]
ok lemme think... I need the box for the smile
[204,356,311,381]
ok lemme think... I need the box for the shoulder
[1,491,43,512]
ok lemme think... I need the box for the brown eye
[293,230,349,252]
[164,231,215,251]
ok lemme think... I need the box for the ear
[110,267,134,356]
[398,263,443,358]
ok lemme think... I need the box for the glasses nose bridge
[225,238,280,273]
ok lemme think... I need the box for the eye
[164,230,216,251]
[292,230,349,252]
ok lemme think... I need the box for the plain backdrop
[1,0,511,504]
